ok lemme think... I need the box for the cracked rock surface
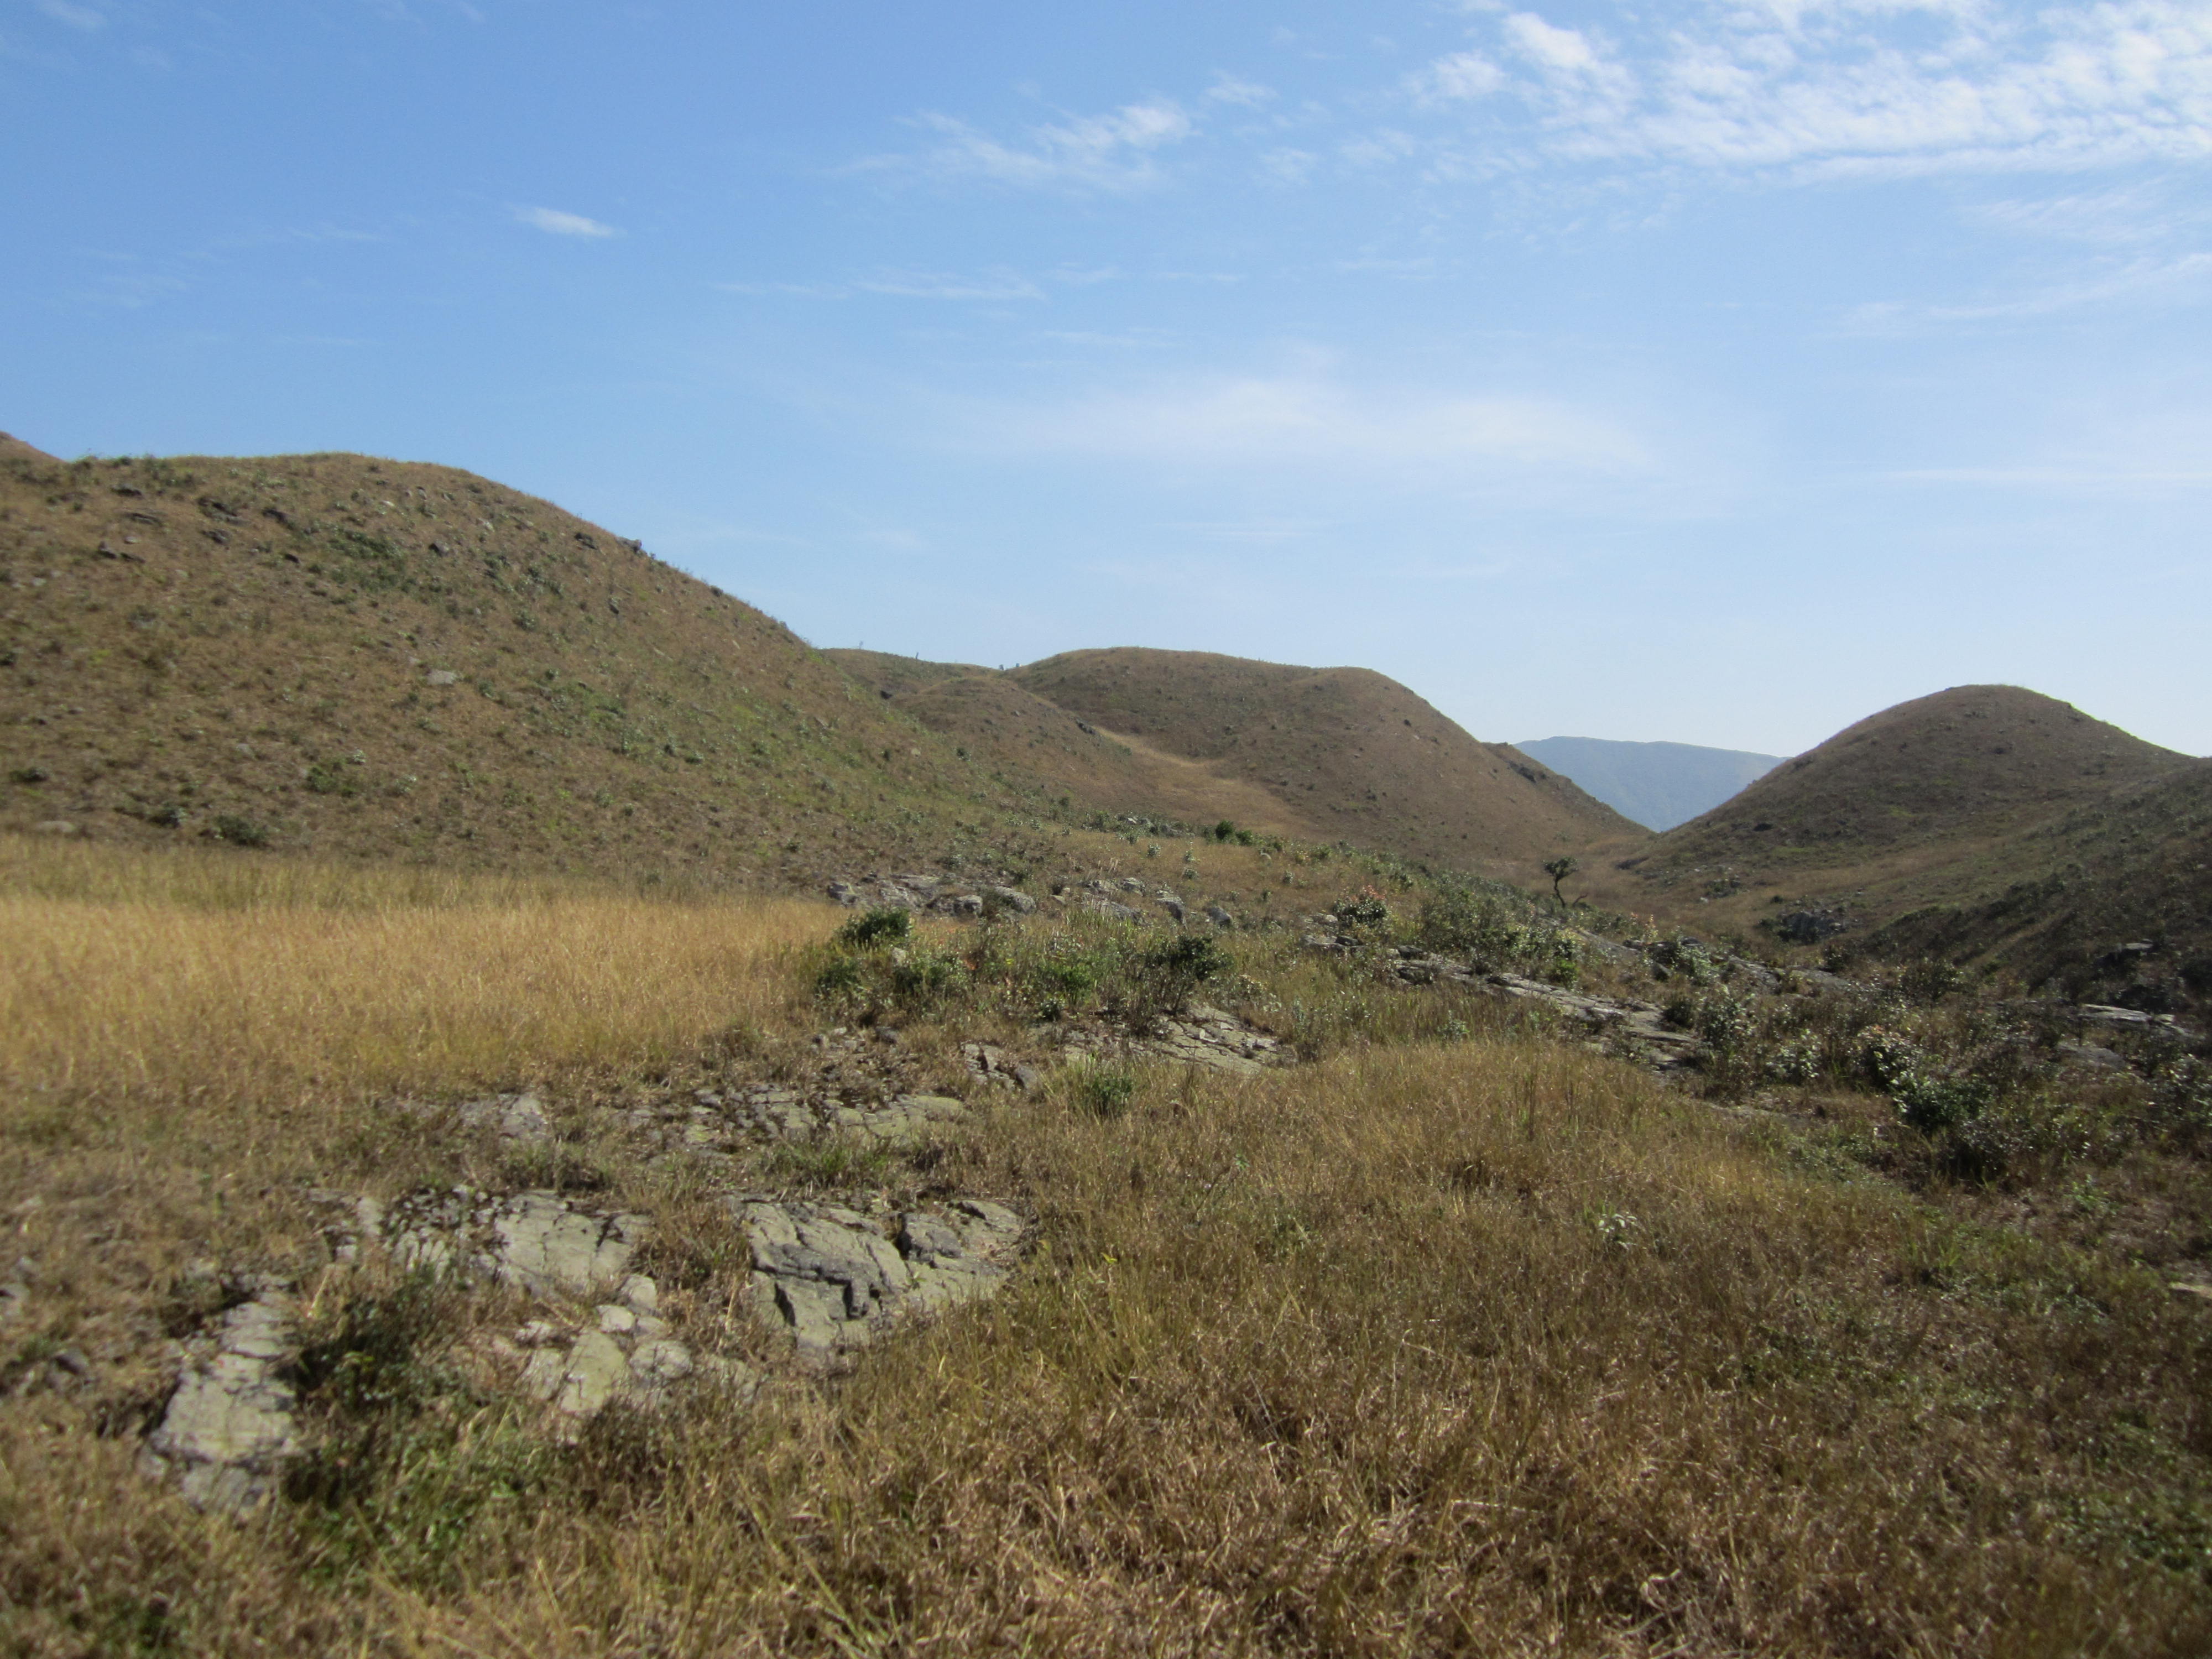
[377,1186,648,1297]
[1059,1002,1286,1075]
[735,1198,1025,1361]
[142,1285,301,1512]
[633,1084,970,1156]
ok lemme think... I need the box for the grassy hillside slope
[1870,758,2212,1004]
[1655,685,2187,863]
[0,432,58,465]
[830,648,1357,841]
[5,837,2209,1654]
[1518,735,1781,831]
[0,450,1044,889]
[1574,686,2205,999]
[1009,646,1638,872]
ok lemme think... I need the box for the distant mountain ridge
[1517,736,1781,831]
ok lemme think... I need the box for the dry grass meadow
[2,837,2208,1656]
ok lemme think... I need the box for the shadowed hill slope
[1569,686,2205,1001]
[1869,758,2212,1005]
[1517,736,1781,832]
[826,648,1307,836]
[0,450,1045,886]
[1008,646,1638,871]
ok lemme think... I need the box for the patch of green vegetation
[288,1275,552,1593]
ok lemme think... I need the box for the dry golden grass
[1,868,823,1110]
[3,837,2209,1657]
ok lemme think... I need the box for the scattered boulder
[735,1197,1025,1363]
[1479,974,1702,1072]
[964,1042,1040,1091]
[1774,909,1849,946]
[2054,1041,2127,1073]
[374,1187,647,1297]
[455,1090,552,1144]
[1062,1003,1287,1074]
[639,1084,969,1154]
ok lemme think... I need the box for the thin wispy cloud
[1417,1,2212,177]
[718,268,1051,301]
[942,371,1654,479]
[1410,50,1507,104]
[1204,74,1277,107]
[862,101,1196,192]
[1970,184,2209,244]
[33,0,105,29]
[513,205,619,238]
[1846,250,2212,330]
[853,269,1043,301]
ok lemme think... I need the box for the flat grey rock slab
[143,1290,301,1512]
[656,1085,970,1151]
[455,1090,552,1143]
[367,1187,646,1297]
[734,1197,1025,1362]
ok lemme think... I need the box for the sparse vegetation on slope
[1579,686,2207,1006]
[1870,758,2212,1008]
[1010,646,1637,873]
[828,648,1307,838]
[0,450,1060,890]
[1650,685,2188,867]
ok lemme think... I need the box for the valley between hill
[4,441,2211,1655]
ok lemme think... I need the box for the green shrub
[814,956,865,999]
[892,946,967,1004]
[837,906,911,947]
[1337,893,1390,931]
[1126,932,1232,1016]
[1073,1064,1139,1119]
[1900,958,1966,1003]
[206,814,270,847]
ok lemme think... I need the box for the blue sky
[6,1,2210,757]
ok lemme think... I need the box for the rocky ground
[99,869,2209,1519]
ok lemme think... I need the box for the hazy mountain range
[1514,737,1783,832]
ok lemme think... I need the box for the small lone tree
[1542,855,1579,905]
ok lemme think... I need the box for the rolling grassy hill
[1006,646,1637,873]
[0,448,1058,890]
[825,648,1308,838]
[0,446,1626,902]
[1651,684,2187,865]
[1574,685,2208,1001]
[1517,735,1781,831]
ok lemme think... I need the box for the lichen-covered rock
[372,1187,646,1296]
[735,1198,1025,1361]
[142,1290,300,1512]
